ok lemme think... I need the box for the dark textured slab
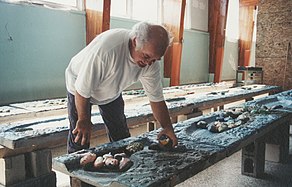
[0,106,30,118]
[176,111,290,157]
[10,98,67,113]
[0,114,104,149]
[53,135,225,187]
[53,89,292,187]
[248,90,292,113]
[0,82,224,120]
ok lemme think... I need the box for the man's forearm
[149,101,173,130]
[73,91,92,145]
[150,100,178,146]
[75,91,91,120]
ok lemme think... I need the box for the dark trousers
[67,92,130,154]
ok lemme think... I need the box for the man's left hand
[157,127,178,147]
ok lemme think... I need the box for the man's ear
[132,37,137,48]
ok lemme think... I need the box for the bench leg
[177,111,203,122]
[71,177,94,187]
[289,118,292,136]
[245,97,254,102]
[170,116,177,124]
[212,106,223,112]
[241,140,265,178]
[177,115,188,122]
[241,121,290,178]
[265,122,289,163]
[147,121,157,132]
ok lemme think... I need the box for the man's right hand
[72,119,92,146]
[74,91,92,146]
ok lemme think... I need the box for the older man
[65,21,178,154]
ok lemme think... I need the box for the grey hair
[129,22,173,55]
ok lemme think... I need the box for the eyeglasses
[141,52,161,63]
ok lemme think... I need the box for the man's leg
[98,94,131,142]
[67,92,92,153]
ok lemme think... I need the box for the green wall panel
[180,29,209,84]
[0,2,86,105]
[0,4,211,105]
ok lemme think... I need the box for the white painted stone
[0,154,26,185]
[265,143,280,162]
[26,149,52,177]
[177,115,188,122]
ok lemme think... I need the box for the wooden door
[162,0,186,86]
[208,0,229,83]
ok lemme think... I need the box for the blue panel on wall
[181,29,209,84]
[0,5,211,105]
[0,2,86,105]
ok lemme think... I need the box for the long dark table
[53,90,292,187]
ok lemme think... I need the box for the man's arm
[73,91,92,145]
[150,101,178,147]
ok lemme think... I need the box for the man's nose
[144,59,155,65]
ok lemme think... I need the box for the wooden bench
[53,89,292,187]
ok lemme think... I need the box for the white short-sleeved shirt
[65,29,164,105]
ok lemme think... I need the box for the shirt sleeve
[74,53,102,98]
[140,62,164,102]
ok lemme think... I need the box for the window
[3,0,83,10]
[111,0,128,18]
[225,0,239,39]
[86,0,103,11]
[132,0,159,23]
[111,0,162,23]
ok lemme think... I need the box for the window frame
[0,0,84,11]
[111,0,164,24]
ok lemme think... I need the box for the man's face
[134,42,161,68]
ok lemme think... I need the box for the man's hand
[73,119,92,145]
[74,91,92,146]
[149,101,178,147]
[158,126,178,147]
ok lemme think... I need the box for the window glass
[111,0,128,18]
[86,0,103,11]
[226,0,239,39]
[132,0,158,23]
[5,0,79,9]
